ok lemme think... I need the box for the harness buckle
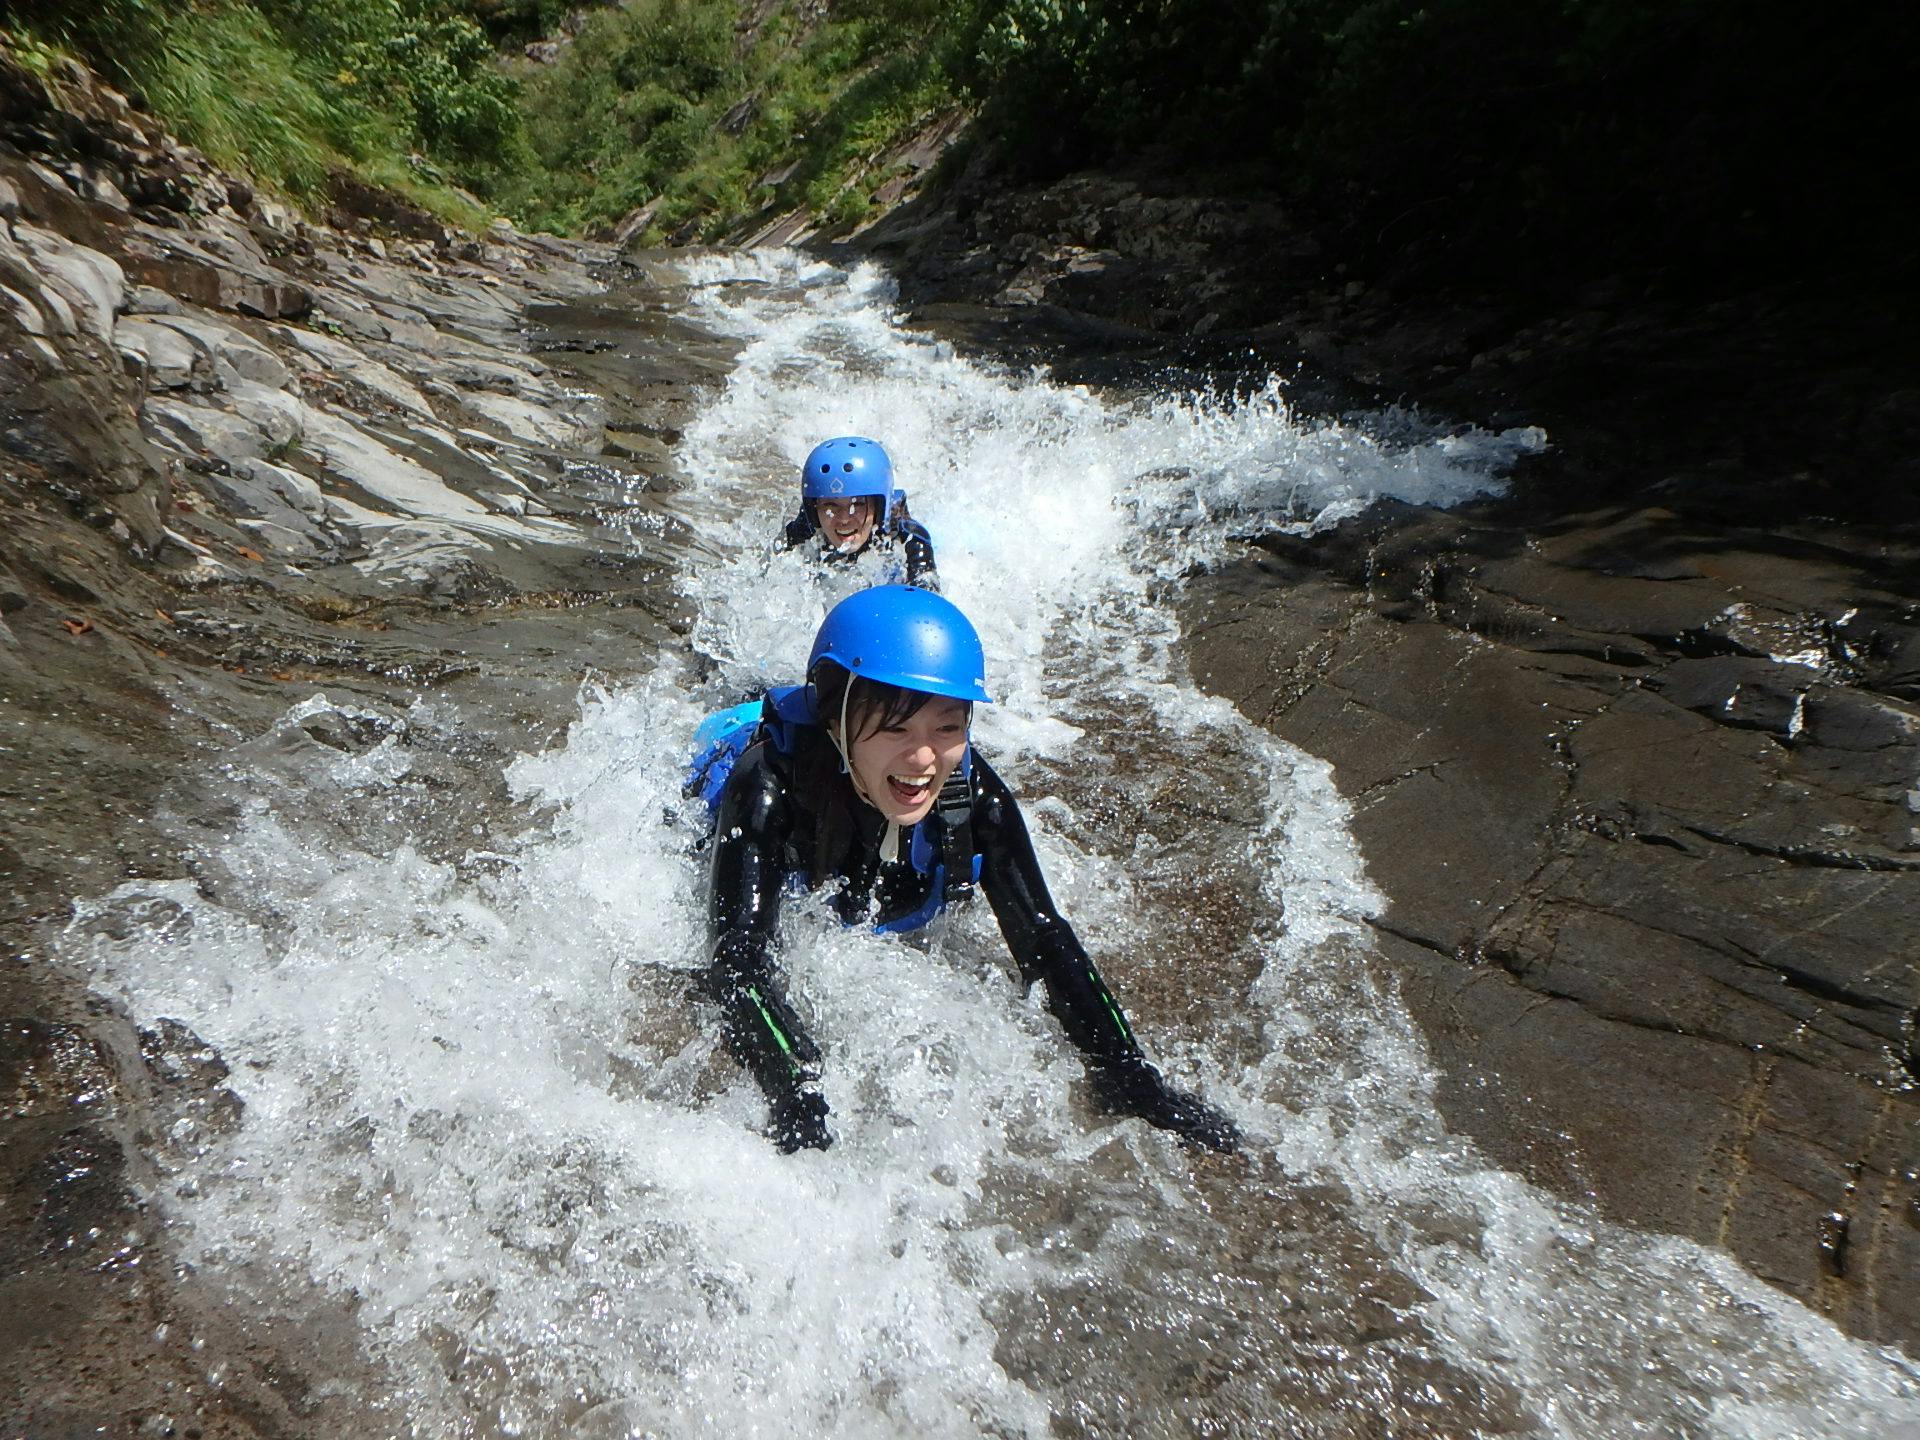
[935,767,975,903]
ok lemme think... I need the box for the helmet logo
[829,479,845,494]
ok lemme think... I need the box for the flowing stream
[67,251,1920,1438]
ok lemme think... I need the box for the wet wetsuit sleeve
[970,755,1242,1153]
[706,743,822,1100]
[900,519,939,592]
[782,508,814,551]
[972,755,1142,1068]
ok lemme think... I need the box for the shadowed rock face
[1183,501,1920,1349]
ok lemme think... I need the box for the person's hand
[769,1088,832,1153]
[1093,1060,1241,1154]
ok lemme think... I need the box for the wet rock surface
[1,50,733,1438]
[1182,504,1919,1348]
[856,160,1920,1350]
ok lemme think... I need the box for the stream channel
[54,249,1920,1439]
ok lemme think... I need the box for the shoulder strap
[759,684,816,754]
[934,751,976,903]
[686,698,765,811]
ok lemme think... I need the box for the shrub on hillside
[965,0,1918,279]
[5,0,528,204]
[502,0,965,240]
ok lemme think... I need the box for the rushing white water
[71,250,1920,1439]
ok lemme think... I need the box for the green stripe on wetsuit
[1087,965,1136,1049]
[748,985,803,1077]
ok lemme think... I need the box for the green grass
[126,5,347,196]
[353,154,498,232]
[498,0,974,242]
[3,0,515,224]
[6,0,980,243]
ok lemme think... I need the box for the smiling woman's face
[815,496,878,552]
[844,693,971,824]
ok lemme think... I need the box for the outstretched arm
[971,756,1139,1067]
[781,508,815,551]
[971,755,1239,1153]
[899,519,939,592]
[706,743,830,1150]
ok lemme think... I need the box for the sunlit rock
[144,311,291,390]
[5,223,125,345]
[275,322,437,418]
[114,316,201,390]
[350,519,493,594]
[461,387,605,452]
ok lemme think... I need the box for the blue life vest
[686,685,982,933]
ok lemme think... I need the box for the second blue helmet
[801,436,895,502]
[808,585,992,704]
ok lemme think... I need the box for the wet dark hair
[809,660,944,745]
[797,659,970,883]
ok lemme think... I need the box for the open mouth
[887,773,934,807]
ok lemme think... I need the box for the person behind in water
[782,436,938,590]
[695,585,1240,1155]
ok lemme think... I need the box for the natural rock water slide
[6,59,1920,1440]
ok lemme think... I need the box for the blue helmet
[801,436,894,503]
[808,585,992,704]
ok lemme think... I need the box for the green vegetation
[6,0,1906,278]
[3,0,530,221]
[2,0,979,242]
[964,0,1915,279]
[498,0,975,240]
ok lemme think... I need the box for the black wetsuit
[782,507,939,590]
[703,725,1239,1153]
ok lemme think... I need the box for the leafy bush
[497,0,743,232]
[963,0,1918,278]
[258,0,525,166]
[500,0,967,240]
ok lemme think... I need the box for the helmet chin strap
[829,677,876,807]
[843,701,903,864]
